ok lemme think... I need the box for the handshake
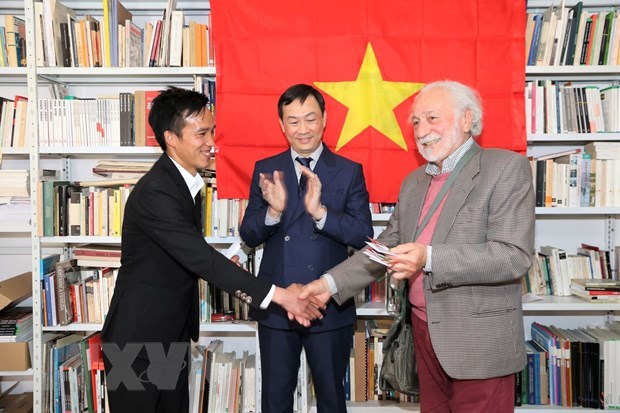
[272,278,332,327]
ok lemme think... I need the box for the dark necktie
[296,156,312,197]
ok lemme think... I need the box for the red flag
[212,0,525,202]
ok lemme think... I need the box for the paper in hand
[363,238,394,267]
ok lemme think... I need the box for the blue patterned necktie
[296,156,312,197]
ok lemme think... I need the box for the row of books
[0,16,27,67]
[526,2,620,67]
[37,0,213,68]
[41,332,106,413]
[523,321,620,408]
[525,81,618,134]
[38,181,134,238]
[369,203,395,214]
[523,244,617,297]
[40,255,119,327]
[35,83,215,148]
[35,177,252,239]
[0,95,28,148]
[529,149,620,208]
[193,342,257,413]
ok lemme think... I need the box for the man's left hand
[300,166,326,221]
[388,242,427,280]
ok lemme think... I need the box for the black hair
[277,84,325,119]
[148,86,210,151]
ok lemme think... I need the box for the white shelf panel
[535,207,620,215]
[0,223,31,233]
[40,236,121,244]
[43,323,102,332]
[357,296,620,317]
[526,65,620,76]
[0,368,33,377]
[42,322,255,333]
[528,133,620,142]
[36,67,215,85]
[0,147,29,156]
[356,302,391,317]
[523,295,620,311]
[314,401,418,412]
[200,321,257,333]
[39,236,239,245]
[39,147,162,155]
[319,403,616,412]
[0,67,27,82]
[205,236,240,244]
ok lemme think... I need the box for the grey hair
[413,80,483,137]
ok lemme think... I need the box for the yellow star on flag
[314,43,424,151]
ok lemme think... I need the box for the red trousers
[412,312,515,413]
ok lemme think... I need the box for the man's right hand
[272,284,324,327]
[259,170,287,218]
[298,278,331,309]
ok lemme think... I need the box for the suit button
[246,296,252,304]
[284,235,290,241]
[307,265,314,271]
[310,235,316,240]
[234,290,242,298]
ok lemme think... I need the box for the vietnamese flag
[212,0,525,202]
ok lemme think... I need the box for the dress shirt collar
[290,143,324,174]
[168,155,205,202]
[425,137,475,176]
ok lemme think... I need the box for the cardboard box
[0,272,33,371]
[0,342,31,371]
[0,272,32,311]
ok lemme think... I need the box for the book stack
[73,244,121,268]
[0,306,33,343]
[570,278,620,302]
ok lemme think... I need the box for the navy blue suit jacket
[240,146,373,332]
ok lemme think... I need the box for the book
[54,259,77,325]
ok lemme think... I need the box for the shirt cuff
[322,273,338,296]
[424,245,433,272]
[265,210,281,226]
[314,208,327,229]
[260,285,276,309]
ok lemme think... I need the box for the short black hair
[148,86,210,151]
[277,84,325,119]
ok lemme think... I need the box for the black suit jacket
[101,154,272,346]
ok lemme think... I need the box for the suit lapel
[160,154,200,229]
[431,149,481,244]
[407,173,431,243]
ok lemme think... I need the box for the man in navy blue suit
[240,84,373,412]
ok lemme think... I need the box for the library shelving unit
[518,1,620,404]
[0,2,35,392]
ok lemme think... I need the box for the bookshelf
[523,0,620,409]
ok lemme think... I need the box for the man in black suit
[101,86,323,413]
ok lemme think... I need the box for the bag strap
[412,143,481,241]
[399,144,481,322]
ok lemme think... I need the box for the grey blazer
[329,143,535,380]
